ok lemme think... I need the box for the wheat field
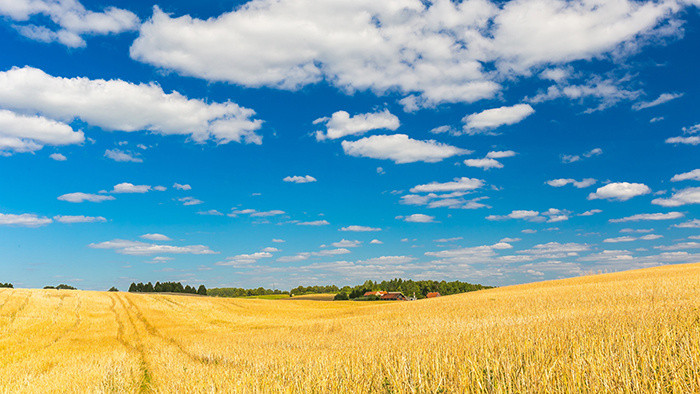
[1,263,699,393]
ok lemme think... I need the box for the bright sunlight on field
[1,263,699,392]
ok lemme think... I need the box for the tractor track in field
[0,293,31,330]
[113,294,155,393]
[38,294,82,351]
[121,294,225,366]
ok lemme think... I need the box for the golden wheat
[1,263,699,393]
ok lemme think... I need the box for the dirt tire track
[38,293,82,351]
[114,294,154,393]
[122,294,222,366]
[0,293,31,329]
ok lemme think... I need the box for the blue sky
[0,0,698,291]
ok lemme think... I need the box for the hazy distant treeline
[335,279,492,300]
[208,279,491,299]
[44,284,76,290]
[208,287,288,298]
[0,282,13,288]
[128,281,207,295]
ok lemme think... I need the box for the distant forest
[44,284,76,290]
[0,282,13,288]
[210,279,492,299]
[128,281,207,295]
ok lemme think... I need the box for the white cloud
[112,182,150,194]
[673,219,700,228]
[104,149,142,163]
[0,0,139,48]
[173,183,192,190]
[0,66,262,145]
[130,0,682,107]
[197,209,224,216]
[370,239,383,244]
[49,153,67,161]
[561,148,602,163]
[0,212,52,227]
[652,187,700,207]
[401,214,435,223]
[579,209,603,216]
[140,233,171,241]
[609,212,684,222]
[283,175,317,183]
[486,150,516,159]
[0,109,83,154]
[53,215,106,223]
[671,169,700,182]
[464,158,503,169]
[178,197,203,206]
[314,109,399,140]
[487,208,570,223]
[666,136,700,145]
[632,92,683,110]
[153,186,166,191]
[89,239,216,255]
[462,104,534,134]
[410,177,484,193]
[297,220,330,226]
[655,242,700,251]
[216,251,274,266]
[342,134,469,164]
[272,238,286,243]
[546,178,597,188]
[228,208,285,217]
[277,248,351,263]
[331,239,361,248]
[57,192,115,203]
[340,225,381,232]
[587,182,651,201]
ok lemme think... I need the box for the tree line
[208,287,288,297]
[334,279,492,300]
[44,284,76,290]
[0,282,12,288]
[128,281,207,295]
[208,278,491,299]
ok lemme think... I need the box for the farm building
[380,292,407,301]
[426,292,441,298]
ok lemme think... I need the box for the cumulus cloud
[57,192,115,203]
[111,182,151,194]
[342,134,469,164]
[340,225,381,232]
[277,248,351,263]
[561,148,602,163]
[464,158,503,169]
[331,239,361,248]
[546,178,597,188]
[49,153,67,161]
[486,150,516,159]
[297,220,330,226]
[632,92,683,110]
[0,109,83,154]
[487,208,570,223]
[410,177,484,193]
[314,109,399,140]
[130,0,683,107]
[173,183,192,190]
[89,239,217,255]
[283,175,317,183]
[370,239,383,244]
[666,136,700,145]
[0,0,139,48]
[651,187,700,207]
[462,104,534,134]
[140,233,171,241]
[0,66,262,145]
[216,250,275,266]
[229,209,285,217]
[673,219,700,228]
[579,209,603,216]
[53,215,106,223]
[400,213,435,223]
[178,197,203,206]
[587,182,651,201]
[0,212,52,227]
[671,169,700,182]
[604,234,662,242]
[104,149,142,163]
[609,212,684,222]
